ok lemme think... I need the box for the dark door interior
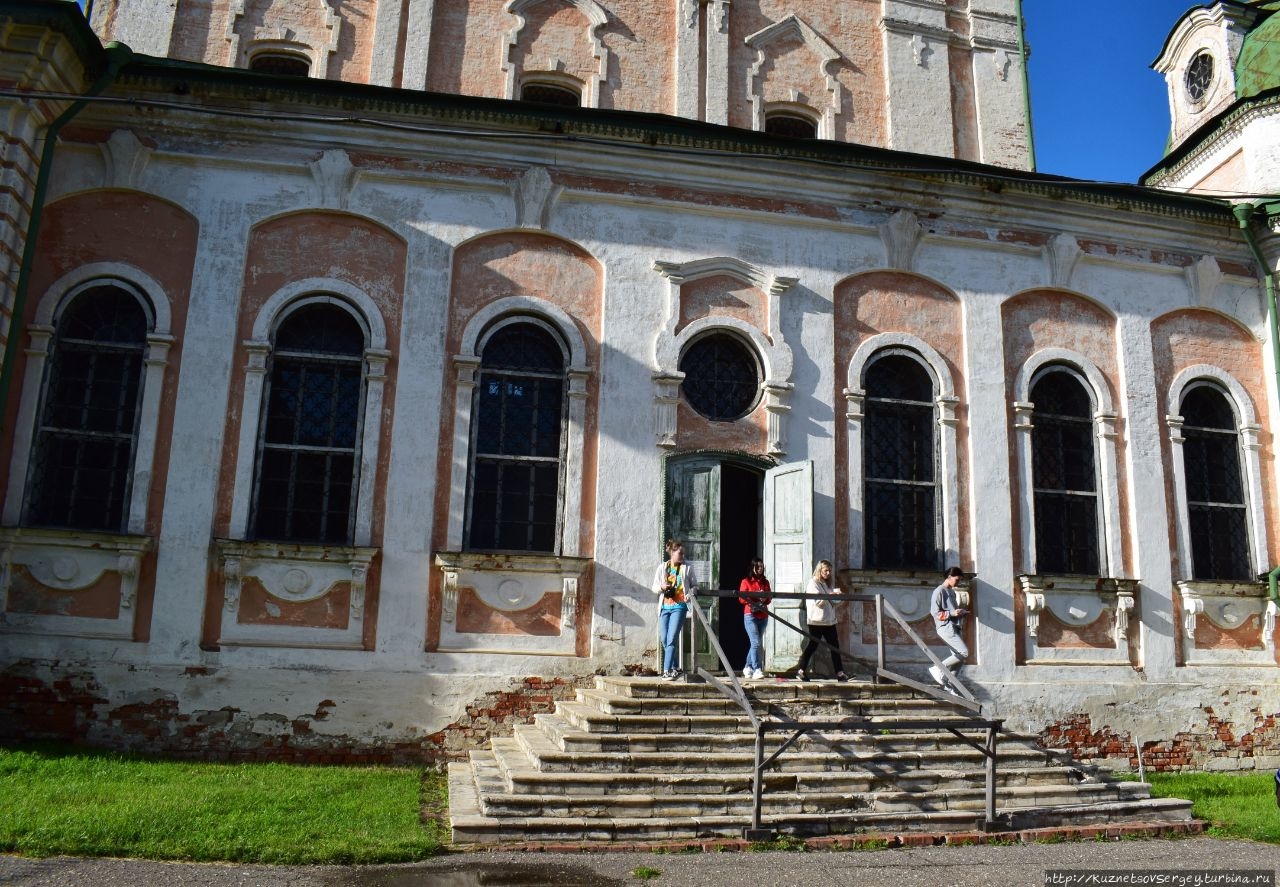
[717,462,762,671]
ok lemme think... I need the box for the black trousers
[797,624,842,674]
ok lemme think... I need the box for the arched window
[1180,384,1251,581]
[249,52,311,77]
[764,111,818,139]
[250,301,366,544]
[863,351,938,569]
[466,319,568,553]
[1030,368,1099,575]
[25,285,149,532]
[520,79,581,107]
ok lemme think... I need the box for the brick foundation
[0,660,590,765]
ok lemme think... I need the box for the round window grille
[1185,52,1214,103]
[679,333,761,421]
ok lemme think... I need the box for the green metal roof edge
[1142,85,1280,184]
[1235,3,1280,99]
[1,1,1238,226]
[0,0,108,73]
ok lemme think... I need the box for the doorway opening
[717,463,762,669]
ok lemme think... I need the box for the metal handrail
[682,588,997,837]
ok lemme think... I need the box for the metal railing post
[984,722,998,830]
[875,594,886,683]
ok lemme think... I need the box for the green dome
[1236,2,1280,98]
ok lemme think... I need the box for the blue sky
[1026,1,1200,184]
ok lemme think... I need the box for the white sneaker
[928,665,945,686]
[742,668,755,680]
[661,670,675,681]
[753,669,765,680]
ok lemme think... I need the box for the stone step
[532,714,1067,766]
[574,686,950,718]
[595,675,923,700]
[473,779,1154,819]
[507,728,1085,781]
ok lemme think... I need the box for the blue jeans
[659,607,687,672]
[743,614,767,671]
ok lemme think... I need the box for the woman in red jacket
[738,558,772,680]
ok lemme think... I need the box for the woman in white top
[795,559,847,682]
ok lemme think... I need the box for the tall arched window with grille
[250,301,366,544]
[1180,384,1251,581]
[25,285,149,532]
[465,319,568,553]
[863,351,939,569]
[1030,368,1099,575]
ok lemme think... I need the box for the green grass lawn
[0,744,449,864]
[1146,770,1279,844]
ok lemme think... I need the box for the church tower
[88,0,1034,169]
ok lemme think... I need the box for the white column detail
[561,368,591,557]
[354,349,391,547]
[844,385,866,568]
[126,333,176,535]
[2,326,52,526]
[229,341,272,539]
[675,0,702,118]
[705,0,731,125]
[1094,410,1124,578]
[1012,400,1036,574]
[401,0,438,90]
[446,357,480,551]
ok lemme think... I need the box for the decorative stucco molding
[228,0,340,77]
[513,166,562,229]
[879,210,923,272]
[503,0,609,108]
[1178,579,1275,666]
[745,15,842,138]
[1017,575,1138,666]
[1042,232,1082,289]
[99,130,152,190]
[0,528,151,640]
[309,149,358,211]
[651,258,796,455]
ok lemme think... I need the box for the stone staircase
[447,675,1193,844]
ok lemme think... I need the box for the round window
[1185,52,1214,104]
[679,333,761,421]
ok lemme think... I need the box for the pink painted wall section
[457,588,563,636]
[1001,290,1128,575]
[205,211,406,646]
[1189,151,1248,196]
[5,189,199,641]
[427,233,602,649]
[832,272,968,568]
[727,0,886,144]
[238,578,352,629]
[428,0,674,112]
[168,0,236,66]
[6,569,123,619]
[1150,309,1276,573]
[676,275,767,336]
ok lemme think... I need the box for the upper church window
[249,52,311,77]
[520,81,582,108]
[764,111,818,140]
[1185,51,1214,104]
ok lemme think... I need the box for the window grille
[1181,385,1250,580]
[863,353,938,569]
[25,286,148,532]
[250,53,310,77]
[765,113,817,139]
[251,302,364,545]
[679,333,761,421]
[521,82,581,107]
[1031,370,1099,575]
[466,322,567,553]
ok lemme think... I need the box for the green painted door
[664,456,721,672]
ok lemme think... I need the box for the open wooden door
[664,456,721,672]
[762,460,813,672]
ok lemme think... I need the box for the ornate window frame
[1013,348,1122,578]
[216,278,387,650]
[651,258,796,455]
[745,15,842,140]
[1166,364,1267,581]
[227,278,389,548]
[3,263,174,534]
[446,296,590,557]
[844,333,959,570]
[0,264,171,640]
[503,0,608,109]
